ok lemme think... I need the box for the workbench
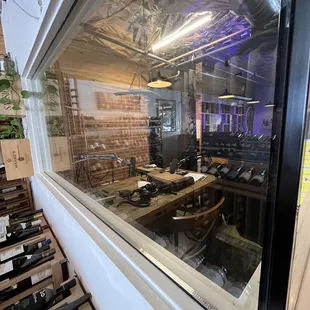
[102,171,216,226]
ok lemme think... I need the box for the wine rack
[201,132,271,163]
[0,178,34,217]
[0,212,93,309]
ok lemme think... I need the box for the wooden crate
[49,137,72,172]
[0,229,66,309]
[0,139,34,181]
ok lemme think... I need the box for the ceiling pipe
[84,25,177,68]
[176,40,244,67]
[208,65,268,85]
[150,28,250,71]
[207,55,270,82]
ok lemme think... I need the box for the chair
[172,197,225,259]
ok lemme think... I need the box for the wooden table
[102,171,216,226]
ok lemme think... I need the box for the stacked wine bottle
[0,209,93,309]
[203,163,267,187]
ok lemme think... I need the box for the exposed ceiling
[62,0,280,86]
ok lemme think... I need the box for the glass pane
[39,0,282,308]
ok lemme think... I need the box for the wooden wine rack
[0,215,93,309]
[0,178,34,217]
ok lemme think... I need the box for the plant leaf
[0,97,9,103]
[0,114,7,120]
[0,79,11,92]
[10,119,19,126]
[21,90,29,98]
[12,104,22,111]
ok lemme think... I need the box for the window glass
[39,0,281,307]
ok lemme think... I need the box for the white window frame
[19,1,261,309]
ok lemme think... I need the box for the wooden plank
[0,139,34,180]
[150,171,184,182]
[103,174,217,224]
[49,137,72,172]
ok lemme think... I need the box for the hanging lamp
[147,71,172,88]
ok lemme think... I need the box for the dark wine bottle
[225,165,244,180]
[250,169,267,186]
[0,266,53,302]
[7,219,42,234]
[0,248,56,281]
[238,167,255,183]
[0,185,23,194]
[207,164,222,176]
[10,209,43,220]
[6,278,77,310]
[0,227,43,249]
[219,165,231,177]
[0,209,43,227]
[0,239,51,263]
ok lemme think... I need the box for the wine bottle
[55,293,91,310]
[0,267,52,302]
[0,185,23,194]
[219,165,231,177]
[0,248,56,281]
[238,167,255,183]
[0,193,24,203]
[6,278,77,310]
[11,209,43,220]
[250,169,267,186]
[0,209,43,227]
[7,219,42,234]
[0,227,43,248]
[0,239,51,263]
[207,164,222,176]
[225,165,244,180]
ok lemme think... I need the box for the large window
[38,0,284,308]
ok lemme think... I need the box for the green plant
[48,117,65,137]
[0,117,24,139]
[0,68,29,139]
[0,70,29,113]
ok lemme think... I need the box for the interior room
[40,0,278,302]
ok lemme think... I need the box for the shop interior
[42,0,278,300]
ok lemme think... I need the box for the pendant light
[218,89,252,101]
[147,70,172,88]
[265,101,275,108]
[218,89,234,99]
[247,99,260,104]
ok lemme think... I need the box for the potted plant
[0,55,34,180]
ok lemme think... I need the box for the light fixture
[152,13,212,51]
[114,89,163,97]
[247,99,260,104]
[147,71,172,89]
[218,89,252,101]
[218,89,234,99]
[265,101,275,108]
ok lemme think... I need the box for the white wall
[1,0,73,76]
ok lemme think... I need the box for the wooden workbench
[102,172,216,226]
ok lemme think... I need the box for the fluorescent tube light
[152,13,212,51]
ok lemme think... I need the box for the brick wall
[63,93,150,189]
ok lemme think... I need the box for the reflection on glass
[157,99,176,132]
[40,0,281,308]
